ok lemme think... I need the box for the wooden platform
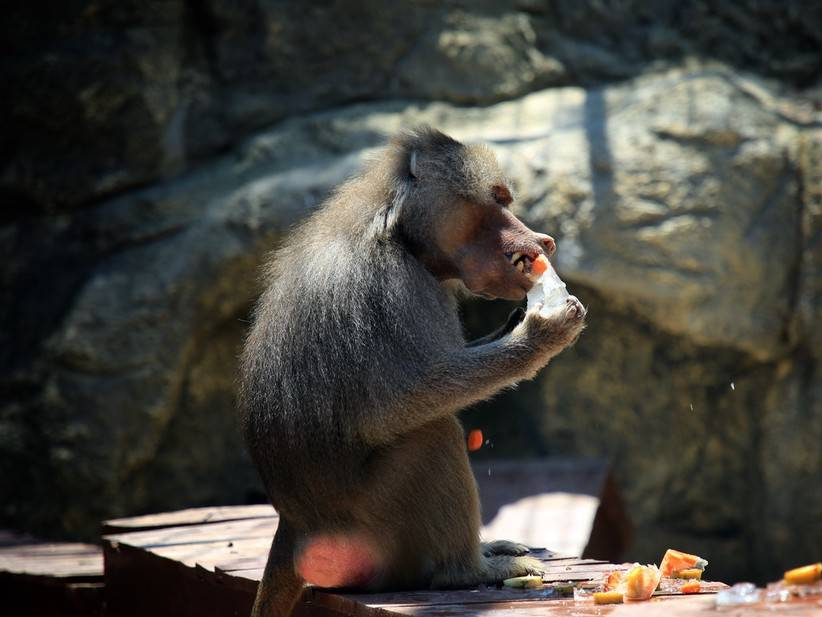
[3,457,728,617]
[0,530,104,617]
[100,505,724,617]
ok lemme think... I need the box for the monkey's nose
[537,234,556,256]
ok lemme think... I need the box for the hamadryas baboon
[239,127,586,616]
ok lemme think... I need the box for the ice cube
[526,260,569,315]
[715,582,761,607]
[764,581,791,603]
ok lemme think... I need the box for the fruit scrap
[673,568,703,580]
[680,581,701,594]
[552,582,575,596]
[593,591,624,605]
[503,575,543,589]
[620,564,662,601]
[603,570,624,591]
[659,549,708,578]
[531,254,549,277]
[783,562,822,585]
[467,429,484,451]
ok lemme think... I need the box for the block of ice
[715,582,761,607]
[527,259,569,315]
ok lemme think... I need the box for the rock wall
[2,1,822,583]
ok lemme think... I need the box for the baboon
[239,127,586,617]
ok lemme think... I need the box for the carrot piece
[784,563,822,585]
[467,429,484,451]
[531,255,549,277]
[680,581,701,594]
[593,591,624,605]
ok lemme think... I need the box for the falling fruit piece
[467,429,484,451]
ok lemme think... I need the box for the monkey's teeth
[516,261,525,272]
[510,252,523,264]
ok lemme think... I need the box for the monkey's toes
[482,540,531,557]
[510,555,546,577]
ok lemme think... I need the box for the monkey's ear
[409,151,418,180]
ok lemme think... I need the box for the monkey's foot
[481,540,530,557]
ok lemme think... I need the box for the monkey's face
[435,192,556,301]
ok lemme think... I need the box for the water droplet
[731,382,735,391]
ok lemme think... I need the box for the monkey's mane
[239,129,466,489]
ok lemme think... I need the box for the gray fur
[238,127,586,617]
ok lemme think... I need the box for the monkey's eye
[491,184,513,207]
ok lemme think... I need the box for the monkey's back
[238,206,463,519]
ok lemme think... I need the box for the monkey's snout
[537,234,556,256]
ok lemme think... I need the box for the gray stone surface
[3,1,821,212]
[3,2,822,585]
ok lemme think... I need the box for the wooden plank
[1,573,105,617]
[216,557,610,585]
[104,541,340,617]
[109,535,273,571]
[104,515,278,549]
[360,595,721,617]
[0,541,102,579]
[0,534,105,617]
[104,541,255,617]
[102,504,276,534]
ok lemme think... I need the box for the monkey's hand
[514,295,586,360]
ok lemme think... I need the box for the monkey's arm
[361,300,584,445]
[466,308,525,348]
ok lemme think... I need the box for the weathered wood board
[101,504,724,617]
[0,530,104,617]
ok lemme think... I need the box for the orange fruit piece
[784,563,822,585]
[680,581,701,594]
[604,570,625,591]
[531,254,549,277]
[620,564,661,601]
[593,591,623,605]
[659,549,708,577]
[467,429,484,451]
[673,568,703,580]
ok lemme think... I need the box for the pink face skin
[434,198,556,301]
